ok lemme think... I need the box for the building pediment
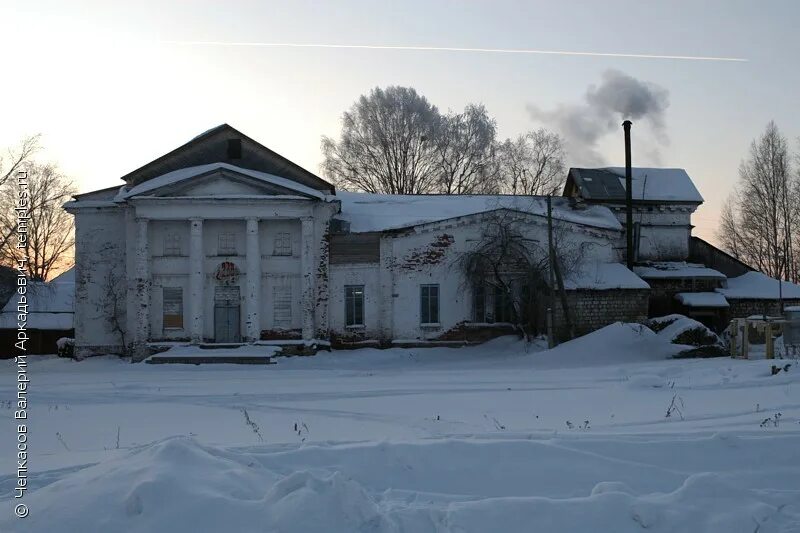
[119,123,334,194]
[115,163,329,201]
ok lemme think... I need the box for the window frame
[217,232,237,256]
[493,285,515,324]
[344,285,365,327]
[273,232,293,256]
[162,287,184,330]
[163,232,181,256]
[472,283,486,322]
[272,286,292,328]
[420,284,440,326]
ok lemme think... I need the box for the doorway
[214,286,241,343]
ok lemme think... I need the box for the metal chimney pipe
[623,120,634,269]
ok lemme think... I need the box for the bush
[56,337,75,359]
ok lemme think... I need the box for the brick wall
[645,278,724,317]
[727,298,800,319]
[553,289,650,340]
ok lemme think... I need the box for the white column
[134,217,150,351]
[300,216,315,340]
[189,218,204,344]
[378,236,394,341]
[245,217,261,342]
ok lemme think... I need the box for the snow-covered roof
[634,262,726,280]
[716,271,800,300]
[0,278,74,330]
[563,262,650,290]
[675,292,729,308]
[568,167,703,203]
[335,192,622,233]
[51,267,75,283]
[115,163,328,201]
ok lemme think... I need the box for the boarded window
[163,287,183,329]
[218,232,237,255]
[420,284,440,325]
[273,286,292,328]
[345,285,365,327]
[273,232,292,256]
[329,233,380,264]
[163,233,181,256]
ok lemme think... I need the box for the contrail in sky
[161,40,747,62]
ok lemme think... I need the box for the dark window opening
[420,284,440,324]
[345,285,365,327]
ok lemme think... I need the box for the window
[163,233,181,256]
[273,286,292,328]
[218,232,237,255]
[273,232,292,256]
[472,284,486,322]
[494,286,515,323]
[162,287,183,330]
[420,284,439,325]
[345,285,365,327]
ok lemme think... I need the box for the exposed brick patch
[399,233,455,271]
[260,329,302,341]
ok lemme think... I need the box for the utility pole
[547,194,556,348]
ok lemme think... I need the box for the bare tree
[717,194,743,260]
[458,207,586,339]
[435,104,499,194]
[719,122,799,281]
[0,135,41,254]
[0,135,40,189]
[0,162,76,280]
[498,129,566,195]
[103,264,128,352]
[321,86,443,194]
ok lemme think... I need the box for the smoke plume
[527,70,670,166]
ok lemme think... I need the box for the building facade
[66,125,719,359]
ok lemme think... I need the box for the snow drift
[5,435,799,533]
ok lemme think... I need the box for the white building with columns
[66,124,710,359]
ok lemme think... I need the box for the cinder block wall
[727,298,800,319]
[553,289,650,340]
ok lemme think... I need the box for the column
[378,236,394,341]
[300,216,315,340]
[189,218,204,344]
[245,217,261,342]
[134,218,150,353]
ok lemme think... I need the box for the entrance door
[214,286,241,343]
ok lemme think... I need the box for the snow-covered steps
[145,344,278,365]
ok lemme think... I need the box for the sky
[2,0,799,244]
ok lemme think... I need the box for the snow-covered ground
[2,323,800,532]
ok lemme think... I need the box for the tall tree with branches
[0,162,76,280]
[718,122,799,281]
[435,104,499,194]
[498,129,566,196]
[0,135,41,255]
[321,86,443,194]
